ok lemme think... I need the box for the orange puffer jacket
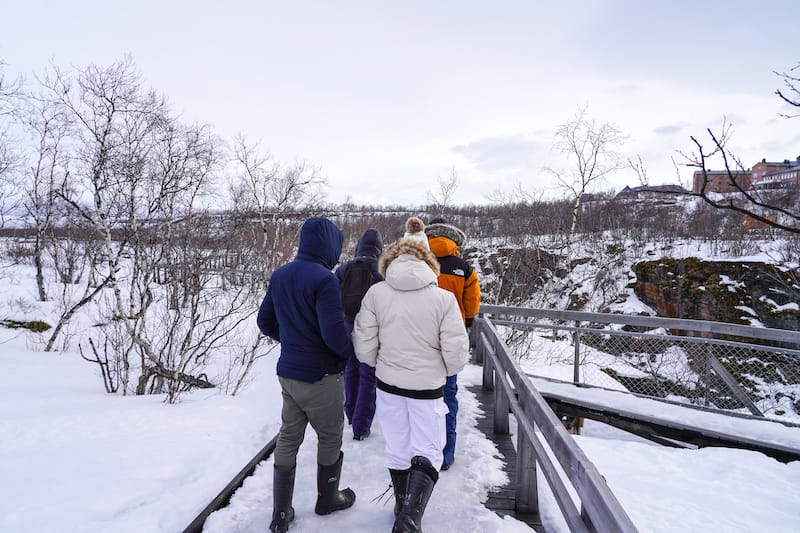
[428,235,481,325]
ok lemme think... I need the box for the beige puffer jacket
[353,239,469,391]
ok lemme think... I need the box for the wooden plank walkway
[467,385,544,532]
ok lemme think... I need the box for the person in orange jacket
[425,217,481,470]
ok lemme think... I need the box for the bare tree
[0,60,25,227]
[229,135,327,273]
[504,108,628,311]
[222,336,278,396]
[17,95,70,300]
[427,166,459,216]
[229,134,280,251]
[775,62,800,118]
[109,120,232,401]
[38,57,166,351]
[635,62,800,234]
[269,159,326,238]
[0,57,296,400]
[0,60,23,117]
[545,107,626,262]
[678,125,800,234]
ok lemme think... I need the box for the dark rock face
[476,247,562,305]
[632,258,800,331]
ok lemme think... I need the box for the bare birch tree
[0,60,24,227]
[427,166,459,217]
[229,133,280,252]
[5,57,300,399]
[524,108,628,310]
[229,135,327,273]
[545,107,626,262]
[38,57,165,351]
[17,96,70,301]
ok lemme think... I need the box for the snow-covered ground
[0,330,528,533]
[2,325,799,533]
[1,227,799,533]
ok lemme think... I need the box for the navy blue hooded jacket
[257,218,355,382]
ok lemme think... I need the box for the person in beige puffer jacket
[353,237,468,533]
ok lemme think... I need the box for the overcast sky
[2,0,799,206]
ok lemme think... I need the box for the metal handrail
[488,319,800,358]
[482,304,800,420]
[472,318,639,532]
[480,304,800,346]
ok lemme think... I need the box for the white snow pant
[376,389,449,472]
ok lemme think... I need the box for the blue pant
[442,374,458,465]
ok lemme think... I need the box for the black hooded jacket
[335,229,384,325]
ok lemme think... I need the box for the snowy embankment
[0,328,527,533]
[0,333,279,533]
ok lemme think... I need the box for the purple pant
[344,353,377,438]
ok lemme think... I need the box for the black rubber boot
[269,464,296,533]
[392,456,438,533]
[314,451,356,515]
[389,468,410,517]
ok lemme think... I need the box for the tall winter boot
[314,451,356,515]
[392,456,438,533]
[269,464,296,533]
[388,468,410,517]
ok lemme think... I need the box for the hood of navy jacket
[296,217,344,269]
[355,228,383,259]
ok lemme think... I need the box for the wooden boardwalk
[467,385,544,532]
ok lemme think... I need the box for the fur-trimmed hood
[379,239,440,291]
[425,222,466,249]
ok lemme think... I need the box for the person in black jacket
[257,217,356,533]
[335,228,384,441]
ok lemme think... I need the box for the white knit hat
[403,216,430,250]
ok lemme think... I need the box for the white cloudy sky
[2,0,799,206]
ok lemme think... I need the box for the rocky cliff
[632,258,800,331]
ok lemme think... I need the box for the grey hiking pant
[274,373,345,468]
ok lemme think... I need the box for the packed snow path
[200,364,532,533]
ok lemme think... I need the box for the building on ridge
[692,169,752,194]
[752,157,800,189]
[692,155,800,194]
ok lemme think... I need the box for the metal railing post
[470,322,481,365]
[573,320,582,385]
[515,421,538,514]
[494,371,510,434]
[482,333,494,392]
[704,343,712,407]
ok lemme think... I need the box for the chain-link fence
[484,306,800,423]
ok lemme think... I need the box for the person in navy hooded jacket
[257,217,356,533]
